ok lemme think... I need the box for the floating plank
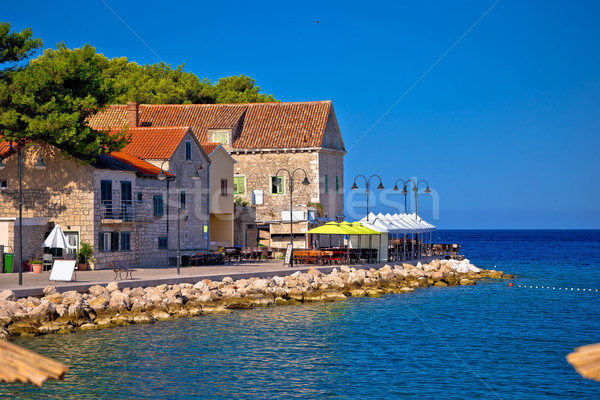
[0,340,68,387]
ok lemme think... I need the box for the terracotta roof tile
[89,101,337,150]
[200,142,219,155]
[114,126,190,160]
[108,152,169,176]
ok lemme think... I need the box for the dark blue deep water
[3,230,600,399]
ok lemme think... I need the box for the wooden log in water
[0,340,69,387]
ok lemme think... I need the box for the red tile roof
[109,152,170,176]
[200,142,220,156]
[115,126,191,160]
[90,101,338,150]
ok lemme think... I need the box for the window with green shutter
[180,191,186,210]
[336,176,339,193]
[121,232,131,251]
[234,176,245,194]
[153,195,164,217]
[325,175,328,193]
[111,232,119,252]
[271,176,284,194]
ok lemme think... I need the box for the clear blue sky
[5,0,600,228]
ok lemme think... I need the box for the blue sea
[3,230,600,399]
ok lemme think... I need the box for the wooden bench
[108,260,136,280]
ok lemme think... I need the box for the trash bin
[4,254,13,273]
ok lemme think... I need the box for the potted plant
[76,242,95,271]
[29,258,43,274]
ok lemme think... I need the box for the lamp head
[192,167,202,180]
[34,156,46,170]
[351,182,358,190]
[393,185,399,192]
[302,176,310,186]
[376,182,384,190]
[157,170,167,181]
[401,187,408,195]
[425,186,431,194]
[412,186,418,192]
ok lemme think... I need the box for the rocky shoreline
[0,259,511,338]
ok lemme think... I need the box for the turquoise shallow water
[2,230,600,399]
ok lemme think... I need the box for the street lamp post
[0,144,47,286]
[405,179,431,219]
[392,179,409,214]
[350,175,384,222]
[158,160,201,275]
[274,168,310,268]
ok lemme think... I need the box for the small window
[99,232,111,252]
[111,232,119,252]
[271,176,284,194]
[158,237,168,250]
[336,176,339,193]
[213,131,228,146]
[153,195,164,217]
[185,141,192,160]
[0,180,6,190]
[121,232,131,251]
[137,192,143,202]
[221,179,228,196]
[180,191,186,210]
[252,190,263,205]
[233,176,245,195]
[324,175,328,193]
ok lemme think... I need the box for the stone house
[200,143,235,249]
[89,101,346,250]
[0,128,210,270]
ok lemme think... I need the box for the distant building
[90,101,346,250]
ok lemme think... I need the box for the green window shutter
[180,191,186,210]
[271,176,284,194]
[154,195,164,217]
[111,232,119,252]
[336,176,339,193]
[99,232,104,252]
[325,175,328,193]
[121,232,130,251]
[234,177,245,194]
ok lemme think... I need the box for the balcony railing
[101,200,153,222]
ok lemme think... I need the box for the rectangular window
[271,176,284,194]
[158,237,168,250]
[252,190,263,205]
[101,180,112,217]
[185,141,192,160]
[0,180,6,189]
[221,179,228,196]
[336,176,339,193]
[325,175,328,193]
[213,131,228,146]
[153,195,164,217]
[121,232,131,251]
[180,191,186,210]
[99,232,111,252]
[233,176,245,194]
[137,192,143,202]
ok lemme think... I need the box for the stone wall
[231,149,344,222]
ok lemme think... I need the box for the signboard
[283,243,293,268]
[49,260,77,281]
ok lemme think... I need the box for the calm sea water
[3,230,600,399]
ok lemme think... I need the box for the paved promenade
[0,257,439,298]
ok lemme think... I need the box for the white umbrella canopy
[42,224,73,249]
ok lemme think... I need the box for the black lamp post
[274,168,310,268]
[158,160,201,275]
[0,144,47,286]
[404,179,431,219]
[351,174,384,222]
[392,179,409,214]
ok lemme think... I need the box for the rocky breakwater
[0,259,510,338]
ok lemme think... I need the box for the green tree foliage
[0,39,127,158]
[0,22,42,76]
[103,58,277,105]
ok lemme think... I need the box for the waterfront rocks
[0,259,508,338]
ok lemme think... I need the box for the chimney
[126,102,139,127]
